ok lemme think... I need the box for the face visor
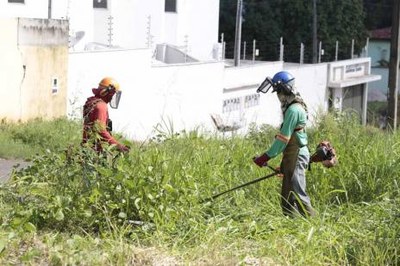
[110,91,122,109]
[256,77,294,95]
[256,77,274,94]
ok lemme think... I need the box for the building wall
[68,49,329,141]
[1,0,220,60]
[0,18,68,121]
[369,40,390,67]
[0,19,24,120]
[68,49,224,140]
[285,64,329,120]
[368,39,395,102]
[0,0,48,19]
[369,67,386,98]
[109,0,220,60]
[174,0,220,60]
[111,0,164,50]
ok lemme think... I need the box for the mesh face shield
[256,77,295,95]
[110,91,121,109]
[256,77,274,94]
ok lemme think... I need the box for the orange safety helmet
[99,77,120,94]
[98,77,122,109]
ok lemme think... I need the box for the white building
[1,0,381,141]
[0,0,220,61]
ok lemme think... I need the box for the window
[93,0,107,9]
[165,0,176,12]
[8,0,25,3]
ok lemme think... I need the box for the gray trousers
[281,139,315,217]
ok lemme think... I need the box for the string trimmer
[200,166,279,203]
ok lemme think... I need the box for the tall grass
[0,114,398,265]
[0,117,81,159]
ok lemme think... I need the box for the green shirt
[266,103,309,158]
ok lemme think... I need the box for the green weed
[0,115,398,265]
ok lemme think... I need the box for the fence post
[300,43,304,64]
[351,39,354,59]
[223,42,226,60]
[318,41,322,63]
[252,39,256,63]
[364,37,369,57]
[335,40,339,61]
[243,41,246,60]
[184,35,188,63]
[280,37,284,61]
[221,33,225,61]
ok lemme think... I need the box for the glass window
[8,0,25,3]
[93,0,107,9]
[165,0,177,12]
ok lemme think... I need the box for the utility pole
[312,0,318,63]
[388,0,400,130]
[234,0,243,67]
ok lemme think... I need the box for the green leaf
[134,198,141,209]
[55,209,65,221]
[118,212,127,219]
[23,222,37,233]
[163,184,175,193]
[0,238,7,254]
[84,209,92,217]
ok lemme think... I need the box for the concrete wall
[0,0,48,19]
[220,63,329,132]
[68,48,330,141]
[111,0,164,50]
[0,0,219,61]
[174,0,220,60]
[1,0,220,61]
[0,18,68,121]
[283,64,329,122]
[68,48,224,140]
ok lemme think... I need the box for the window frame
[93,0,108,9]
[8,0,25,3]
[165,0,177,13]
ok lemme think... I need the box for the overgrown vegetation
[0,118,81,159]
[0,115,399,265]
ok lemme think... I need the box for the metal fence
[221,37,368,64]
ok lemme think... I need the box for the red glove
[253,153,270,167]
[274,166,284,178]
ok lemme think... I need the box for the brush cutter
[200,166,280,203]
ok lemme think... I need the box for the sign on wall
[222,93,260,113]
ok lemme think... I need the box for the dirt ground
[0,158,30,183]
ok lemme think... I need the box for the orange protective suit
[82,88,128,152]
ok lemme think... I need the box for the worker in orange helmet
[82,77,130,153]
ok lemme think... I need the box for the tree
[279,0,313,62]
[318,0,367,61]
[363,0,393,29]
[241,0,282,60]
[219,0,368,62]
